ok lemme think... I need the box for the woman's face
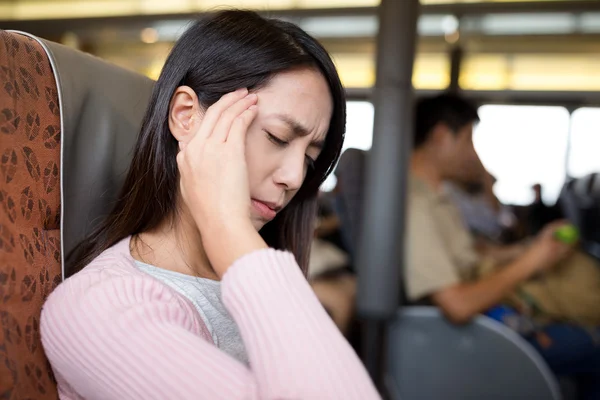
[244,69,333,230]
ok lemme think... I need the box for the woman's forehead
[255,70,333,134]
[256,70,331,108]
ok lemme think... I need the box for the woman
[40,9,380,400]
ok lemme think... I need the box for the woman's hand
[177,88,267,276]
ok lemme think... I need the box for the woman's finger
[195,88,248,140]
[211,93,258,143]
[229,105,258,151]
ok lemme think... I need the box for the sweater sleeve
[40,249,380,400]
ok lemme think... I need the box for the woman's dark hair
[414,93,479,149]
[67,10,346,277]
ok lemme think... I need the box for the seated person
[444,172,528,265]
[314,190,349,254]
[529,183,564,235]
[40,10,379,399]
[406,93,600,400]
[444,171,518,244]
[333,148,368,262]
[309,191,356,335]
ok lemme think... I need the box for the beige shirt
[405,177,480,301]
[405,178,600,325]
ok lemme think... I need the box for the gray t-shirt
[135,261,249,365]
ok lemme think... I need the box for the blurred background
[3,0,600,211]
[3,2,600,398]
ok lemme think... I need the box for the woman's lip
[251,199,277,220]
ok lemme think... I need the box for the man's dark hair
[414,93,479,149]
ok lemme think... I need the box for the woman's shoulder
[80,235,138,275]
[53,237,147,294]
[42,237,211,339]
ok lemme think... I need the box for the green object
[554,224,579,244]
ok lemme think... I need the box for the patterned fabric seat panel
[0,30,62,400]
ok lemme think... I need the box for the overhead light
[140,28,159,44]
[442,15,459,36]
[445,31,460,44]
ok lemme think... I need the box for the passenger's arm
[41,251,380,400]
[431,256,535,324]
[474,239,528,265]
[432,221,575,324]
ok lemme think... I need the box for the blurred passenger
[315,190,349,253]
[40,10,379,399]
[529,183,563,235]
[309,248,356,336]
[311,150,369,345]
[406,93,600,400]
[444,171,517,243]
[334,148,368,262]
[445,169,527,266]
[309,191,356,336]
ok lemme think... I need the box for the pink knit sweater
[40,236,380,399]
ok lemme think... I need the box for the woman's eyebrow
[274,113,325,149]
[274,113,310,136]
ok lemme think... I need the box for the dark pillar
[448,45,463,93]
[356,0,419,394]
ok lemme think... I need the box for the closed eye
[265,130,316,170]
[265,130,288,147]
[305,155,316,170]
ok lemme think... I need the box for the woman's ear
[169,86,203,143]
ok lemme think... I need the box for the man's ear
[430,122,453,146]
[168,86,203,144]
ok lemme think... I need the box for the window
[568,107,600,179]
[342,101,375,152]
[474,105,570,205]
[321,101,374,191]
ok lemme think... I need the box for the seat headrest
[38,37,155,272]
[334,148,368,255]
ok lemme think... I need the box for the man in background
[405,93,599,399]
